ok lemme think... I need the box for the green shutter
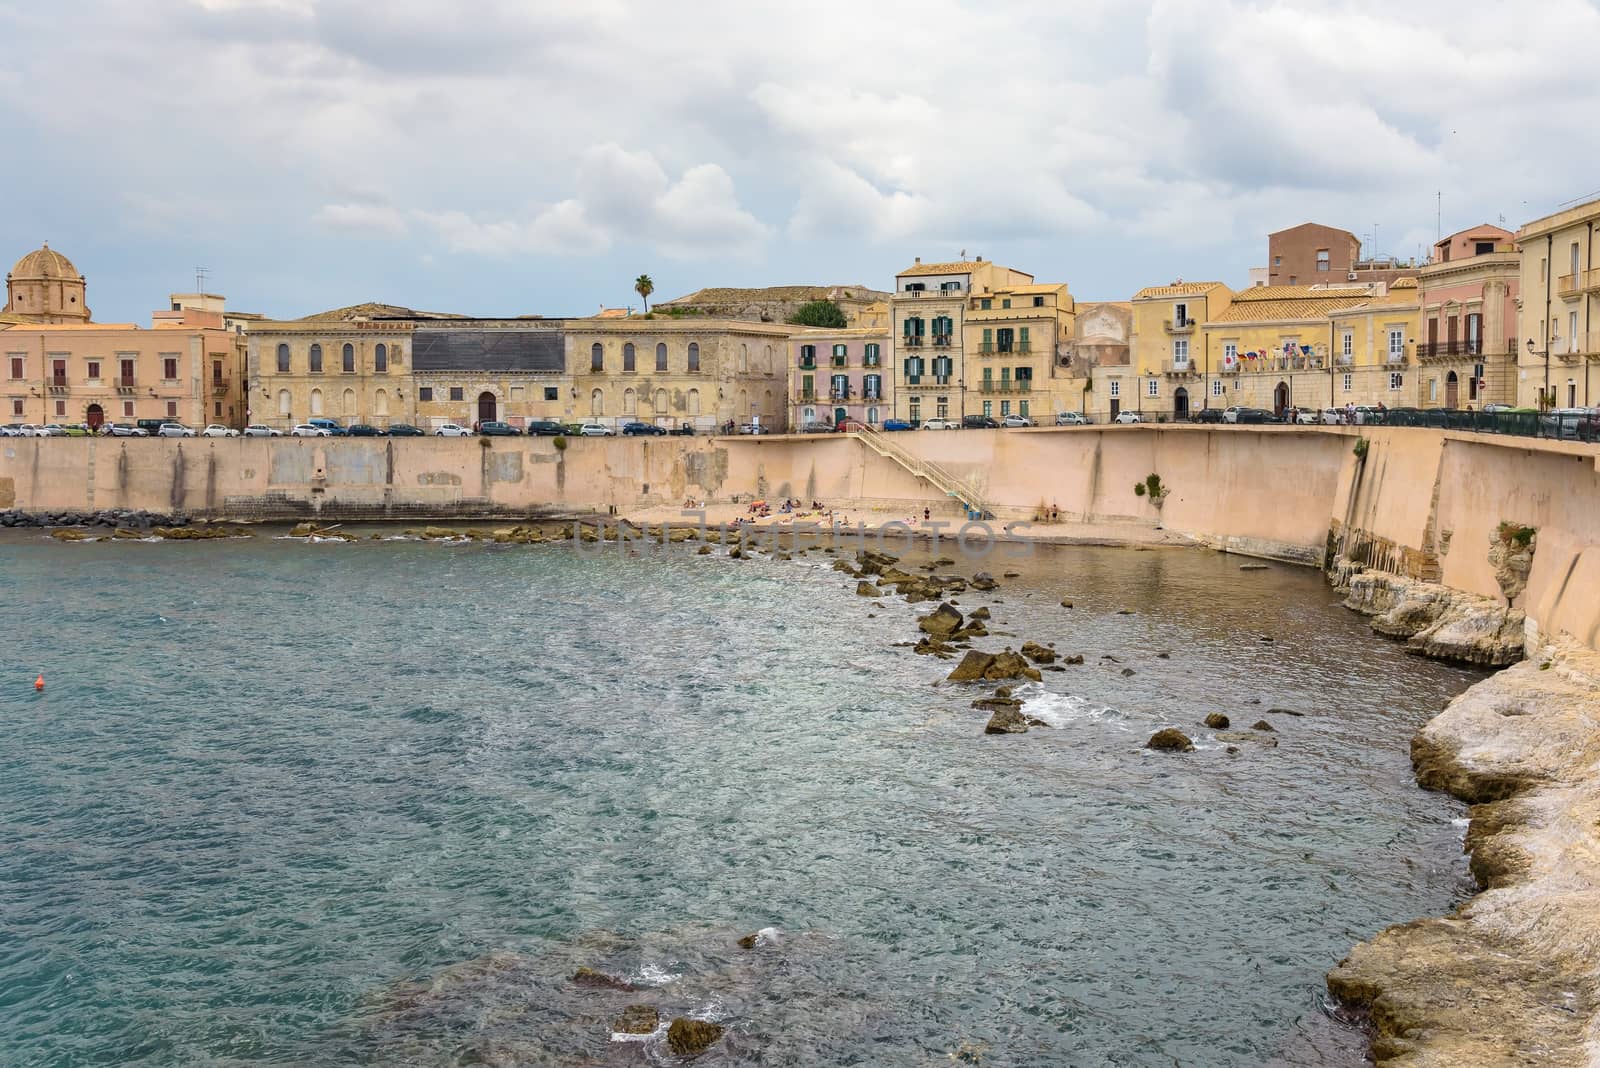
[1019,327,1030,342]
[983,328,992,343]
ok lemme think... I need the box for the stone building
[1115,282,1233,421]
[961,282,1075,424]
[1060,302,1130,419]
[3,243,91,324]
[653,284,890,326]
[1514,195,1600,409]
[1416,225,1519,409]
[1264,223,1419,288]
[246,318,416,429]
[789,327,890,429]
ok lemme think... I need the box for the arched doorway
[1173,387,1189,420]
[477,391,496,424]
[1273,381,1289,417]
[834,406,847,425]
[86,403,104,430]
[1445,371,1459,409]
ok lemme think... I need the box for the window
[623,343,636,372]
[1474,241,1495,256]
[1389,372,1403,391]
[1019,326,1030,351]
[308,344,323,373]
[1173,339,1189,363]
[166,401,177,419]
[342,343,355,373]
[1429,379,1438,402]
[656,343,667,372]
[867,406,879,424]
[1000,400,1011,416]
[86,360,100,381]
[449,387,464,401]
[215,402,222,417]
[1540,257,1547,283]
[997,328,1014,352]
[1273,255,1282,266]
[832,344,848,366]
[1211,380,1223,397]
[623,388,637,414]
[1388,330,1404,358]
[276,344,291,373]
[419,387,433,401]
[51,358,66,384]
[1342,333,1353,357]
[342,387,355,414]
[1570,311,1580,353]
[544,387,558,401]
[1316,249,1330,272]
[687,343,699,372]
[802,406,816,423]
[591,343,604,372]
[1147,379,1159,397]
[1174,302,1188,325]
[1033,296,1045,307]
[278,389,291,415]
[1109,380,1120,398]
[982,400,992,417]
[908,398,921,422]
[1019,400,1029,417]
[801,374,814,397]
[654,388,667,412]
[1001,298,1011,309]
[738,344,748,373]
[1343,373,1353,392]
[12,399,22,416]
[120,358,134,384]
[163,357,178,380]
[122,400,133,417]
[374,344,388,373]
[687,388,700,414]
[7,357,20,379]
[980,298,991,310]
[212,360,223,382]
[864,374,881,399]
[1223,342,1237,364]
[864,343,880,365]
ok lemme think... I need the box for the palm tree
[634,274,654,314]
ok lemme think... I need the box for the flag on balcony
[1299,345,1313,356]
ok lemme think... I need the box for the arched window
[342,387,356,414]
[308,344,323,373]
[310,388,323,415]
[375,389,389,417]
[687,388,700,415]
[374,343,387,373]
[656,342,668,371]
[591,388,604,416]
[687,342,699,372]
[763,344,773,372]
[591,343,604,372]
[277,389,291,415]
[623,343,636,372]
[653,388,668,412]
[738,343,749,373]
[765,389,773,413]
[623,387,637,414]
[342,343,355,373]
[867,406,879,424]
[803,407,815,423]
[739,388,749,416]
[276,344,290,373]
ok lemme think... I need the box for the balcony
[902,377,953,390]
[115,376,138,394]
[212,376,231,396]
[1557,269,1600,297]
[48,375,70,395]
[829,389,852,400]
[1386,353,1409,367]
[798,359,817,370]
[902,335,923,347]
[1161,360,1199,377]
[932,334,952,346]
[979,381,1033,394]
[1336,354,1354,367]
[899,287,963,299]
[1164,318,1197,334]
[978,341,1031,355]
[863,356,881,367]
[831,359,847,368]
[799,389,816,402]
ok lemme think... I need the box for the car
[136,418,170,435]
[669,424,696,436]
[922,418,960,431]
[0,424,22,437]
[1113,411,1142,424]
[201,424,239,437]
[478,421,521,436]
[1292,408,1319,425]
[1482,403,1516,414]
[1317,408,1345,425]
[157,423,196,437]
[526,420,567,436]
[1540,407,1597,440]
[62,424,91,437]
[1221,406,1243,424]
[1191,408,1225,424]
[737,423,771,435]
[882,419,914,431]
[961,415,1000,429]
[1235,408,1271,425]
[621,421,667,436]
[37,424,70,436]
[346,424,385,436]
[578,422,614,437]
[12,424,42,437]
[306,417,346,436]
[290,424,331,437]
[434,423,473,437]
[1055,411,1091,426]
[1000,414,1034,428]
[800,421,836,434]
[386,423,425,437]
[242,424,282,437]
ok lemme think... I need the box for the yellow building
[1514,196,1600,409]
[962,282,1075,423]
[247,319,416,429]
[1325,281,1424,410]
[1109,282,1233,420]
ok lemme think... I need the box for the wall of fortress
[4,426,1597,649]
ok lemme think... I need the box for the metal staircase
[852,425,994,518]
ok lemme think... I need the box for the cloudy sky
[3,0,1598,322]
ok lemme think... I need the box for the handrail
[852,423,994,517]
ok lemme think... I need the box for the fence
[1373,407,1598,442]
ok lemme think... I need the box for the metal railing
[1162,359,1197,375]
[1165,319,1197,334]
[852,423,994,517]
[1375,407,1599,442]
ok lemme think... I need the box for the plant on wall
[1133,473,1169,508]
[1353,436,1369,459]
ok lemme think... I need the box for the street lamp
[1527,334,1560,408]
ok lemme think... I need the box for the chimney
[914,257,921,264]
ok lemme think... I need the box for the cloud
[313,202,408,237]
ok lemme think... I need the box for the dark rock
[1061,654,1085,665]
[856,580,880,597]
[1267,707,1304,717]
[913,636,954,657]
[986,650,1043,682]
[1060,599,1074,608]
[737,933,757,949]
[1146,728,1194,752]
[1156,651,1171,659]
[1258,635,1273,643]
[614,1005,659,1035]
[970,571,998,591]
[697,545,713,554]
[972,696,1023,713]
[667,1018,725,1055]
[947,651,995,682]
[1117,609,1134,615]
[1204,713,1230,729]
[1020,641,1056,665]
[1100,654,1121,663]
[1251,719,1276,732]
[572,967,636,992]
[984,707,1030,734]
[1240,563,1271,571]
[994,686,1013,698]
[1003,570,1020,578]
[918,603,964,637]
[1217,730,1277,748]
[856,549,898,576]
[1120,667,1136,677]
[969,606,991,621]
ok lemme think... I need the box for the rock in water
[1146,728,1194,752]
[969,606,991,621]
[1020,641,1057,664]
[855,580,880,597]
[970,572,998,591]
[50,529,88,541]
[614,1005,659,1035]
[571,966,636,992]
[1061,654,1085,665]
[918,603,964,637]
[1240,563,1270,571]
[1060,599,1074,608]
[1251,719,1275,732]
[984,707,1030,734]
[947,651,995,682]
[1204,713,1230,729]
[986,650,1042,682]
[667,1018,725,1055]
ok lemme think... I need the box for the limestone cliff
[1337,565,1524,666]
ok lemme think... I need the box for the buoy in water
[35,674,44,691]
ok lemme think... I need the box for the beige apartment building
[247,319,417,429]
[962,282,1075,423]
[1515,196,1600,409]
[1112,282,1233,421]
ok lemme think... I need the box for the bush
[1134,473,1167,500]
[787,300,848,328]
[1353,437,1369,459]
[553,436,568,451]
[1497,521,1536,548]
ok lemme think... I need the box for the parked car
[882,418,914,431]
[1000,414,1034,428]
[961,415,999,429]
[62,424,91,437]
[1113,411,1142,424]
[1055,411,1091,426]
[1316,408,1344,425]
[800,421,836,434]
[923,418,959,431]
[578,422,614,437]
[37,424,70,436]
[346,424,385,436]
[434,423,472,437]
[201,424,239,437]
[242,424,281,437]
[290,424,330,437]
[478,421,521,436]
[737,423,771,435]
[1235,408,1271,424]
[669,424,696,436]
[157,423,196,437]
[136,418,170,435]
[526,420,566,436]
[621,421,667,436]
[11,424,42,436]
[1191,408,1225,424]
[306,417,346,436]
[0,424,22,436]
[1540,407,1597,440]
[386,423,425,437]
[1292,408,1319,425]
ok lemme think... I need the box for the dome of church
[10,243,82,280]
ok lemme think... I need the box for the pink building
[1417,224,1519,408]
[789,328,890,429]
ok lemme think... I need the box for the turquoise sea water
[0,532,1479,1066]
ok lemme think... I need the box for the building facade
[3,243,90,324]
[1415,225,1519,409]
[1514,196,1600,409]
[1265,223,1419,288]
[790,328,890,428]
[961,283,1075,424]
[1116,282,1233,420]
[247,320,417,429]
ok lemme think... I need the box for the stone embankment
[1,507,192,529]
[1336,565,1525,667]
[1327,642,1600,1067]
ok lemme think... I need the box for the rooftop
[295,301,467,322]
[897,259,1028,279]
[658,284,884,305]
[10,242,82,280]
[1133,281,1229,300]
[1210,287,1372,323]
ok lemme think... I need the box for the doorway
[1445,371,1459,409]
[477,391,497,424]
[86,403,104,430]
[1109,398,1121,420]
[1273,381,1289,417]
[834,406,847,426]
[1173,387,1189,420]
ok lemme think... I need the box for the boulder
[954,622,988,639]
[614,1005,659,1035]
[422,526,458,540]
[1217,730,1277,748]
[1267,707,1304,717]
[985,650,1042,682]
[972,696,1023,713]
[1120,668,1136,677]
[856,549,898,576]
[1003,570,1020,578]
[969,606,991,621]
[1204,713,1230,729]
[1145,728,1194,752]
[50,528,88,541]
[1020,641,1056,665]
[984,706,1030,734]
[697,545,713,555]
[970,571,998,591]
[918,603,963,636]
[571,967,636,992]
[1060,599,1074,608]
[856,581,881,597]
[1251,720,1275,732]
[913,636,954,658]
[832,559,860,576]
[1061,654,1084,665]
[667,1018,725,1056]
[113,527,145,539]
[947,651,996,682]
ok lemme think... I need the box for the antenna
[1436,191,1441,243]
[195,266,209,294]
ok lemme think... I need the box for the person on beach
[924,507,930,523]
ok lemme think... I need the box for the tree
[634,274,654,313]
[787,299,848,328]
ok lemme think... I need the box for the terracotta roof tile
[1133,282,1229,299]
[1209,294,1372,323]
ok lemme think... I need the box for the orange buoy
[34,674,44,691]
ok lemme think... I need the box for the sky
[3,0,1599,323]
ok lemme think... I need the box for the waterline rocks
[1020,641,1057,665]
[856,580,881,597]
[1204,713,1230,729]
[918,603,963,637]
[571,966,637,992]
[667,1017,725,1055]
[1340,569,1524,666]
[946,649,1043,683]
[613,1004,659,1035]
[1145,728,1194,752]
[983,706,1030,734]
